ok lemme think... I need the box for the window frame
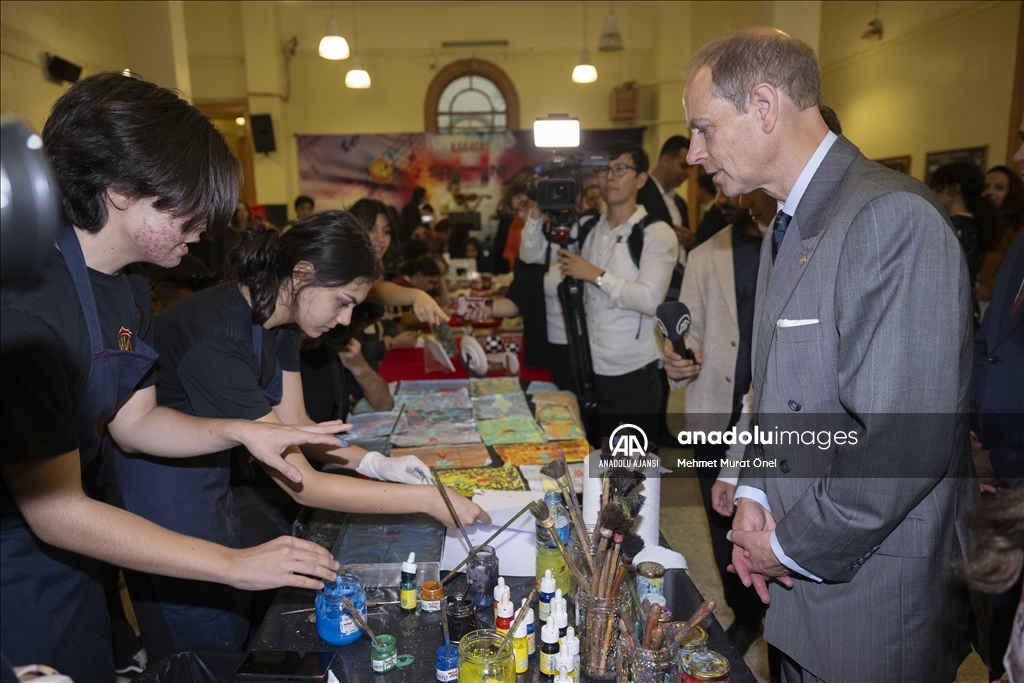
[424,59,520,133]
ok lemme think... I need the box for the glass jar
[315,573,366,646]
[420,580,444,613]
[680,648,731,682]
[578,594,619,681]
[370,634,398,673]
[665,623,708,671]
[446,594,478,644]
[457,629,515,683]
[636,561,666,602]
[616,641,673,683]
[466,545,499,608]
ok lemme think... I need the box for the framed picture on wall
[874,155,911,174]
[924,146,988,184]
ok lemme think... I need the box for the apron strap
[56,225,104,357]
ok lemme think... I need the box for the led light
[572,49,597,83]
[318,17,350,60]
[235,116,246,126]
[533,116,580,148]
[345,56,371,89]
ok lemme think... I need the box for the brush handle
[340,595,381,648]
[440,593,451,647]
[558,479,596,575]
[550,522,591,589]
[673,598,716,644]
[618,602,641,649]
[642,604,661,649]
[430,466,474,553]
[557,450,591,556]
[441,504,531,584]
[649,625,664,651]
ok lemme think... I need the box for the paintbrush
[430,466,474,553]
[340,595,382,648]
[673,598,716,644]
[528,500,591,589]
[495,584,538,657]
[590,503,629,596]
[540,459,595,574]
[642,603,661,649]
[440,503,533,584]
[382,403,406,451]
[557,449,589,547]
[597,563,630,675]
[617,532,646,615]
[440,592,452,657]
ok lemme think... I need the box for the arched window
[424,59,520,133]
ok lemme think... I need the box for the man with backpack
[557,141,679,443]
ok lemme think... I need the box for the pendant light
[345,8,370,88]
[597,2,624,52]
[572,2,597,83]
[318,15,350,60]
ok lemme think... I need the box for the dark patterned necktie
[771,211,793,263]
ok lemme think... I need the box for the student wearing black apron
[0,73,343,681]
[114,213,490,658]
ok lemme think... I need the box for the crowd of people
[0,25,1021,683]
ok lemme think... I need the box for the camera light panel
[534,117,580,148]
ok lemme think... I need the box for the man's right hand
[231,536,340,591]
[728,498,793,603]
[664,344,702,381]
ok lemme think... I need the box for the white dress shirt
[735,130,838,583]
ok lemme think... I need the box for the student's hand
[385,330,418,350]
[231,536,340,591]
[557,250,603,283]
[355,451,431,485]
[337,339,367,370]
[429,488,492,530]
[411,289,449,325]
[234,420,351,484]
[664,345,702,381]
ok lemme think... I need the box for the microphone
[656,301,695,361]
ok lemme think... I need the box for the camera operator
[551,142,679,441]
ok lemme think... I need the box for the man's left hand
[557,250,603,283]
[728,528,793,580]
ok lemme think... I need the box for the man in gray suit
[683,28,979,682]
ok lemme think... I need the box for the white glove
[355,451,431,485]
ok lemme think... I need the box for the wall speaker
[46,54,82,84]
[251,114,276,154]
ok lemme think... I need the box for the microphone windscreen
[656,301,692,344]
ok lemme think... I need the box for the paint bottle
[495,593,514,635]
[536,492,571,595]
[315,573,367,646]
[435,644,458,682]
[521,598,536,659]
[493,576,509,621]
[552,590,568,639]
[370,634,398,673]
[512,609,529,674]
[538,569,556,626]
[420,580,444,613]
[554,664,572,683]
[400,552,418,611]
[558,626,579,682]
[539,620,560,678]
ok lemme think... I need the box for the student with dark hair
[638,135,693,249]
[0,72,343,681]
[114,212,488,660]
[930,161,1004,288]
[978,165,1024,301]
[294,194,315,221]
[394,255,443,294]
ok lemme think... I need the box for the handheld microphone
[656,301,695,361]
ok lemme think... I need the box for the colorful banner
[296,128,643,235]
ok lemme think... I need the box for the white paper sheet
[440,494,543,576]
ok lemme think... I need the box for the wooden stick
[673,599,716,644]
[597,565,628,675]
[641,604,661,649]
[649,625,665,651]
[340,595,381,648]
[430,466,473,553]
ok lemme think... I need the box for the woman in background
[978,165,1024,302]
[929,161,1003,291]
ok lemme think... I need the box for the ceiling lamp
[572,49,597,83]
[597,6,624,52]
[345,56,371,89]
[318,16,350,60]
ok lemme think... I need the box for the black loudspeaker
[46,54,82,83]
[251,114,276,154]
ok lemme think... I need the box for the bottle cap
[563,626,578,655]
[540,569,556,594]
[544,490,562,505]
[513,609,528,637]
[541,620,559,644]
[401,552,416,574]
[494,576,509,602]
[554,588,563,603]
[552,599,567,630]
[554,665,571,683]
[497,593,514,619]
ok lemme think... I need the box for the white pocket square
[777,318,819,328]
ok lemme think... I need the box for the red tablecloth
[377,347,552,383]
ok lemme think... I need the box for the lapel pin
[798,254,807,266]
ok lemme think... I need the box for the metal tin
[635,561,666,600]
[680,648,731,682]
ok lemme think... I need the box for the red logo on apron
[118,327,133,351]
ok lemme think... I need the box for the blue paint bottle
[435,644,458,681]
[315,573,366,646]
[538,568,556,626]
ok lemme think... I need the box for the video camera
[532,115,608,246]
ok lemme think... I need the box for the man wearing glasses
[557,141,679,443]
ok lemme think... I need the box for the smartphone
[236,650,335,681]
[457,296,493,318]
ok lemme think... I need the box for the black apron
[0,225,158,682]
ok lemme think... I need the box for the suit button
[988,356,1000,363]
[730,340,737,347]
[788,400,801,411]
[780,460,790,473]
[725,377,732,383]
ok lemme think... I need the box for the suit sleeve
[772,192,972,581]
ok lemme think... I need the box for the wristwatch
[594,271,606,289]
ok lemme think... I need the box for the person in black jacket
[637,135,693,250]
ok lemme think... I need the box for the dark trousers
[694,442,767,625]
[594,360,661,449]
[544,342,573,392]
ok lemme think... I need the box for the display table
[377,347,552,383]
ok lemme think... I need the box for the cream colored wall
[0,1,127,131]
[820,1,1020,180]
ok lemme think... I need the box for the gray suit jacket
[738,136,979,682]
